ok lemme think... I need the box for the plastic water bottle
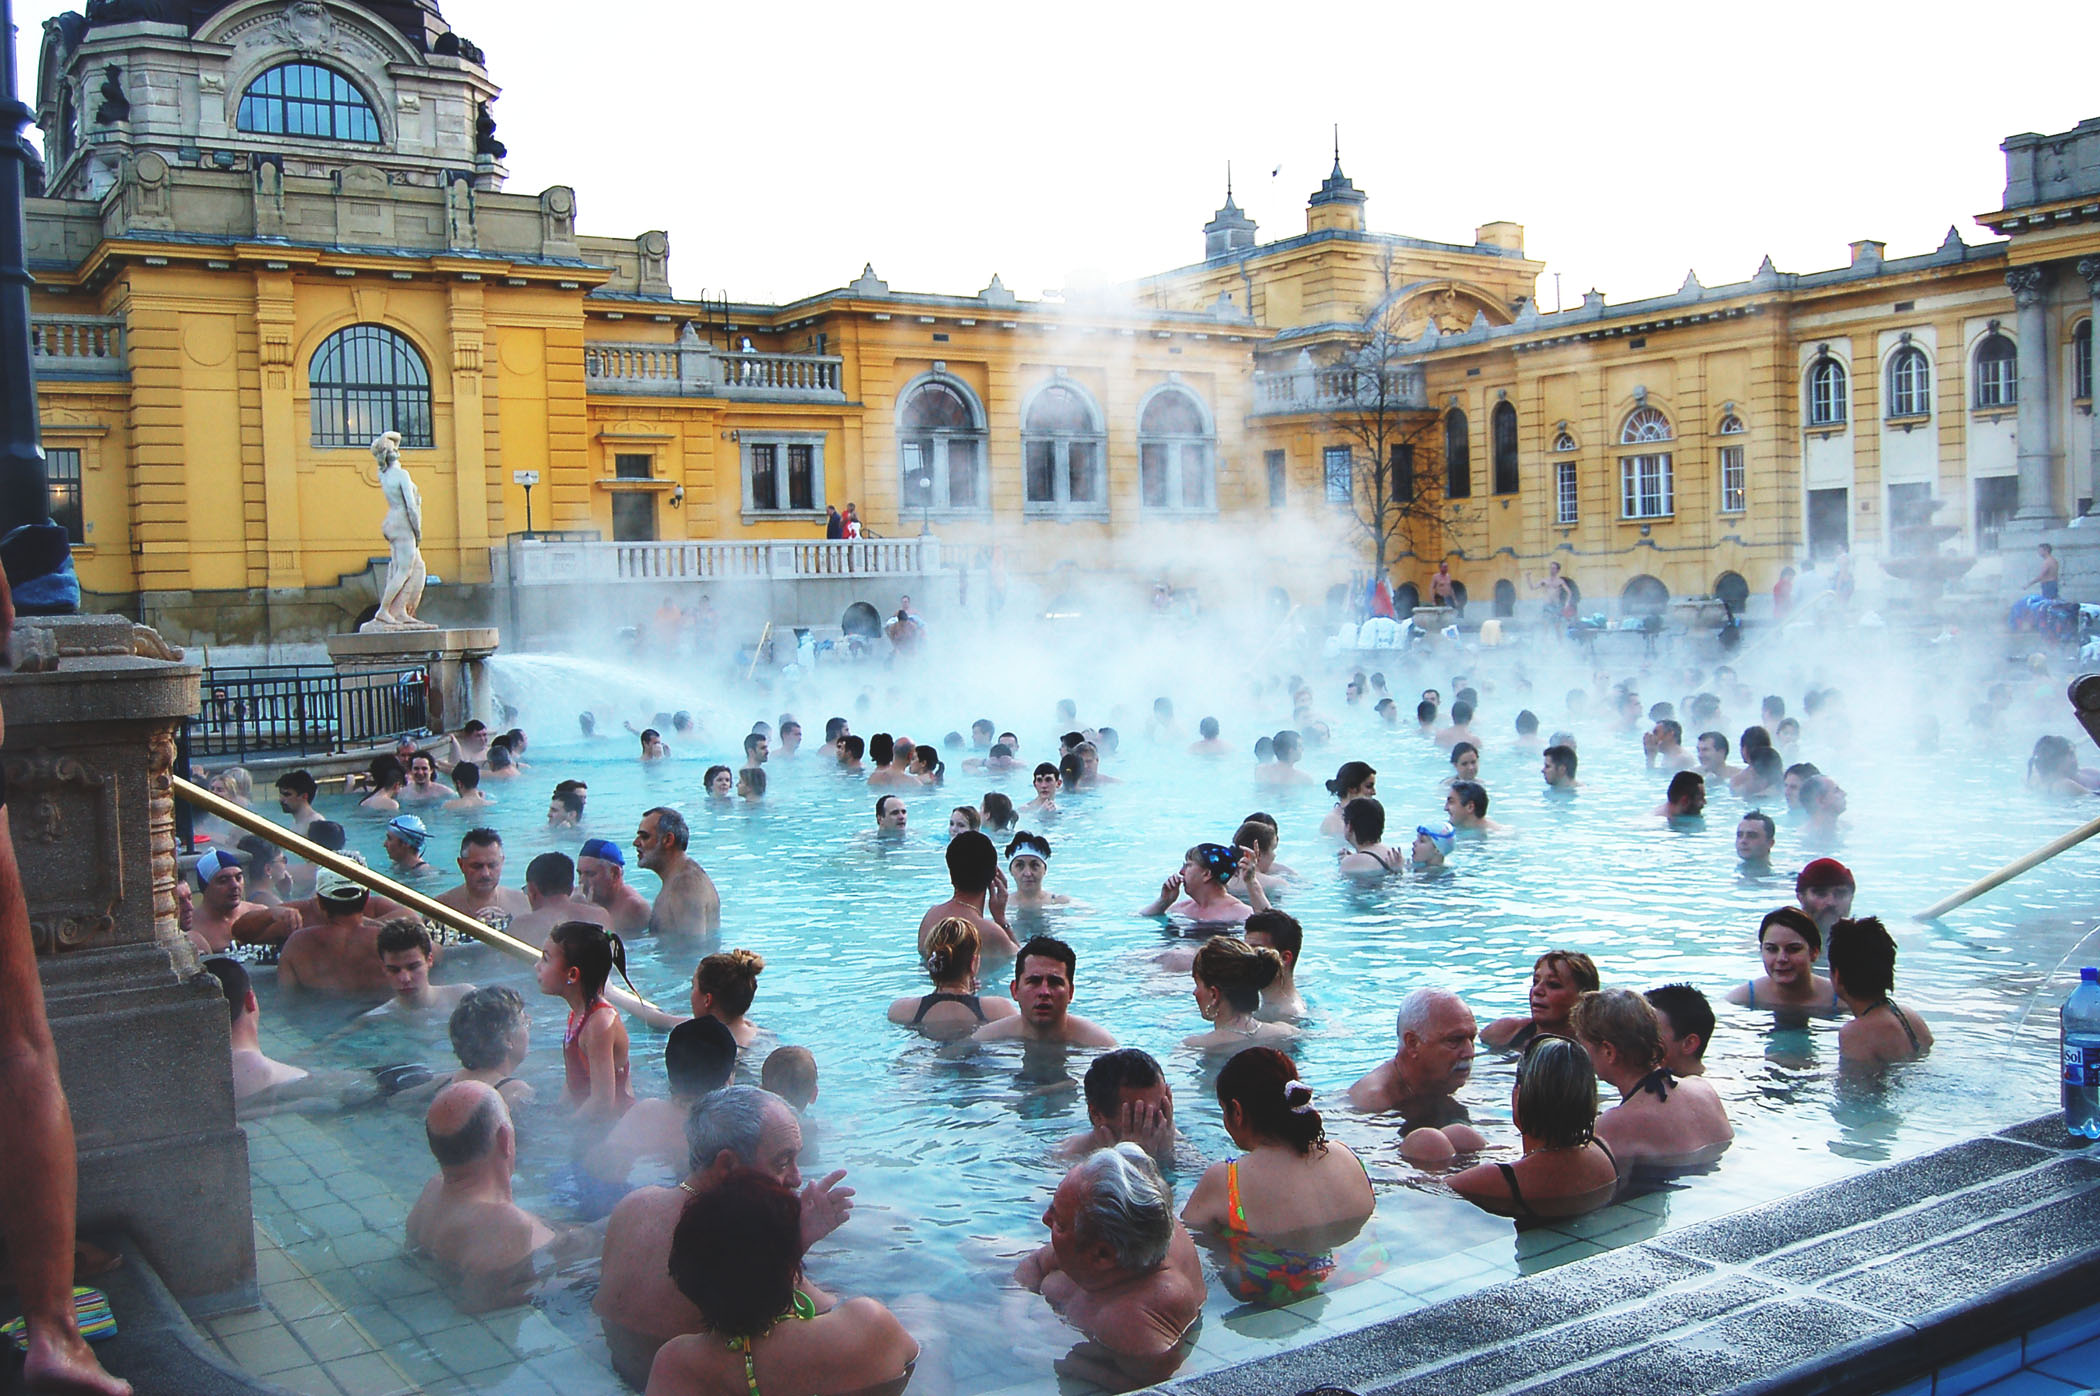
[2065,967,2100,1139]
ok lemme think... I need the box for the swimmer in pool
[1644,719,1696,772]
[577,837,652,937]
[1410,823,1454,871]
[1182,937,1298,1052]
[1347,988,1489,1163]
[1254,729,1316,787]
[435,828,531,933]
[581,1017,738,1186]
[1187,717,1230,755]
[1542,744,1579,793]
[638,728,671,761]
[1139,843,1252,926]
[1226,816,1293,901]
[703,765,733,800]
[1797,773,1848,848]
[1056,1049,1179,1167]
[1794,857,1856,937]
[1444,781,1507,835]
[504,851,610,949]
[1736,812,1777,878]
[1826,917,1934,1067]
[890,917,1019,1040]
[636,807,721,937]
[201,957,309,1102]
[1443,742,1481,789]
[1482,951,1599,1051]
[1447,1036,1618,1220]
[1244,910,1306,1020]
[1005,831,1071,909]
[1335,799,1407,878]
[363,919,474,1020]
[1023,762,1061,814]
[1725,907,1838,1013]
[1653,770,1706,822]
[387,986,535,1115]
[1572,989,1733,1171]
[916,831,1018,959]
[1318,762,1377,838]
[1644,983,1715,1078]
[971,936,1116,1047]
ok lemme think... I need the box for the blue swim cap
[579,837,625,867]
[1415,823,1456,855]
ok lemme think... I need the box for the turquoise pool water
[233,638,2100,1395]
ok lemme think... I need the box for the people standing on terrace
[635,807,720,937]
[1572,989,1734,1171]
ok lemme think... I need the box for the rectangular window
[1025,440,1057,503]
[611,491,657,542]
[787,444,814,511]
[1975,475,2019,552]
[1719,444,1745,513]
[946,439,980,509]
[743,437,826,516]
[748,444,778,511]
[901,441,933,512]
[1068,442,1100,505]
[614,452,653,479]
[1555,460,1578,525]
[1619,453,1674,519]
[45,448,83,545]
[1887,482,1934,530]
[1265,450,1286,509]
[1140,444,1169,507]
[1181,444,1208,507]
[1391,443,1415,504]
[1324,447,1352,504]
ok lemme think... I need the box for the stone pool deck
[6,1113,2098,1396]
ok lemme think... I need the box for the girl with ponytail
[537,920,638,1121]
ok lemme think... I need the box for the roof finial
[1226,160,1233,200]
[1333,124,1342,171]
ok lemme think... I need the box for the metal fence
[193,664,430,761]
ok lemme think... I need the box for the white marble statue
[361,431,436,632]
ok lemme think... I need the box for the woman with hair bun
[691,949,766,1048]
[1317,761,1377,838]
[1183,938,1298,1051]
[887,916,1016,1041]
[1448,1035,1619,1220]
[1180,1046,1372,1303]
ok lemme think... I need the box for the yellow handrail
[1916,810,2100,920]
[173,775,669,1021]
[744,621,774,683]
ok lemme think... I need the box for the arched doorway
[1448,580,1469,614]
[1714,571,1749,611]
[841,602,882,638]
[1621,574,1670,618]
[1393,583,1419,617]
[1493,579,1516,617]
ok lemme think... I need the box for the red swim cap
[1795,857,1855,896]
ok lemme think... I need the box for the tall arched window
[1716,413,1746,514]
[2075,320,2092,402]
[1807,354,1847,427]
[1022,382,1105,515]
[238,63,380,143]
[1138,387,1215,511]
[309,325,432,447]
[1444,409,1471,498]
[1490,399,1519,495]
[1887,343,1932,418]
[1618,406,1674,519]
[1974,332,2017,408]
[897,376,988,513]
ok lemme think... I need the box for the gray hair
[645,805,691,851]
[1396,987,1461,1041]
[685,1084,780,1173]
[1071,1143,1174,1273]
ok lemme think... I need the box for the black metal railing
[193,664,429,761]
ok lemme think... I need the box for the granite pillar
[2010,266,2060,522]
[324,625,499,743]
[5,613,253,1313]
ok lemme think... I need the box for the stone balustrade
[30,315,127,378]
[500,536,942,585]
[1252,362,1426,416]
[583,338,846,401]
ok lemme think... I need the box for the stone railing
[501,536,942,585]
[31,316,126,378]
[1252,363,1425,416]
[583,338,846,401]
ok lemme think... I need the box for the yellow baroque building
[23,0,2100,642]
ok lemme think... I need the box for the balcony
[497,536,942,586]
[584,327,845,402]
[1252,363,1425,417]
[31,316,126,380]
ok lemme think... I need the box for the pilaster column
[253,269,303,589]
[447,278,492,582]
[2009,266,2060,521]
[2080,258,2100,515]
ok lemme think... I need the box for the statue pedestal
[326,626,499,742]
[4,615,255,1313]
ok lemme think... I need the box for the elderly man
[405,1082,588,1313]
[577,837,651,936]
[595,1086,853,1388]
[636,806,719,936]
[1796,856,1856,936]
[1348,988,1488,1161]
[504,851,610,949]
[1015,1144,1203,1389]
[435,828,531,933]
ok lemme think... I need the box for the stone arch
[1393,582,1419,616]
[1368,279,1517,337]
[841,602,882,638]
[1714,571,1750,610]
[1621,574,1670,617]
[1493,579,1517,616]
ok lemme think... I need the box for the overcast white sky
[13,0,2097,308]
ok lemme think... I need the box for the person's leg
[0,803,131,1395]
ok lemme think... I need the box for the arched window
[898,376,988,513]
[1807,355,1847,427]
[1444,409,1471,498]
[1490,399,1519,494]
[1138,387,1215,511]
[1974,332,2017,408]
[1717,413,1746,513]
[1618,407,1673,519]
[1551,428,1577,453]
[1022,382,1105,515]
[237,63,381,143]
[1887,343,1932,418]
[309,325,432,447]
[2076,320,2092,402]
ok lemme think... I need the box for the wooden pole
[744,620,773,683]
[1916,810,2100,921]
[173,775,670,1021]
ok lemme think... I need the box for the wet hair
[980,792,1016,831]
[1416,700,1437,724]
[1069,1144,1175,1272]
[875,793,904,821]
[950,804,981,831]
[1326,761,1375,798]
[486,743,515,771]
[1098,727,1120,754]
[375,918,432,959]
[642,806,690,850]
[1534,950,1601,996]
[1760,905,1824,957]
[1515,709,1539,735]
[703,764,732,791]
[1244,909,1303,961]
[1826,916,1898,1002]
[1450,700,1475,725]
[946,830,996,892]
[1033,761,1059,781]
[426,1090,504,1168]
[451,761,481,792]
[1058,753,1084,790]
[1449,740,1478,769]
[1738,810,1776,843]
[1216,1045,1324,1155]
[924,916,982,983]
[667,1169,803,1338]
[1271,729,1303,763]
[1254,735,1275,762]
[1199,716,1220,739]
[684,1084,776,1173]
[743,732,767,759]
[666,1017,738,1098]
[369,755,406,790]
[448,986,528,1070]
[1655,719,1683,744]
[276,769,318,800]
[1512,1035,1598,1149]
[547,921,636,1009]
[306,820,346,852]
[1193,936,1282,1015]
[2031,735,2078,779]
[548,786,582,817]
[1648,703,1675,724]
[1570,988,1663,1071]
[1456,686,1478,708]
[461,827,503,855]
[1232,818,1277,856]
[1059,730,1086,753]
[1666,771,1704,806]
[1082,1048,1165,1119]
[1644,983,1715,1060]
[1762,695,1786,721]
[1740,725,1773,757]
[1544,744,1578,778]
[237,833,286,873]
[739,767,767,796]
[1243,810,1280,835]
[576,713,595,737]
[640,728,663,746]
[1747,748,1783,786]
[504,728,528,752]
[203,956,252,1019]
[1014,935,1077,984]
[1342,797,1386,844]
[1785,761,1822,785]
[696,949,766,1018]
[1700,730,1730,758]
[526,851,575,896]
[824,716,849,742]
[841,735,865,761]
[1375,698,1396,718]
[762,1046,818,1110]
[868,733,895,767]
[972,718,996,739]
[1799,773,1843,812]
[1448,780,1489,817]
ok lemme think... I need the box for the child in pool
[536,920,637,1123]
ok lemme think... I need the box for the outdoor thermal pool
[223,660,2099,1396]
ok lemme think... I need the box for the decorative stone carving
[539,186,578,255]
[362,432,435,632]
[2079,257,2100,293]
[475,103,506,160]
[638,230,671,294]
[253,156,285,237]
[4,752,121,953]
[446,176,475,249]
[2007,266,2054,306]
[92,64,129,125]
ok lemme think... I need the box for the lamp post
[916,470,931,538]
